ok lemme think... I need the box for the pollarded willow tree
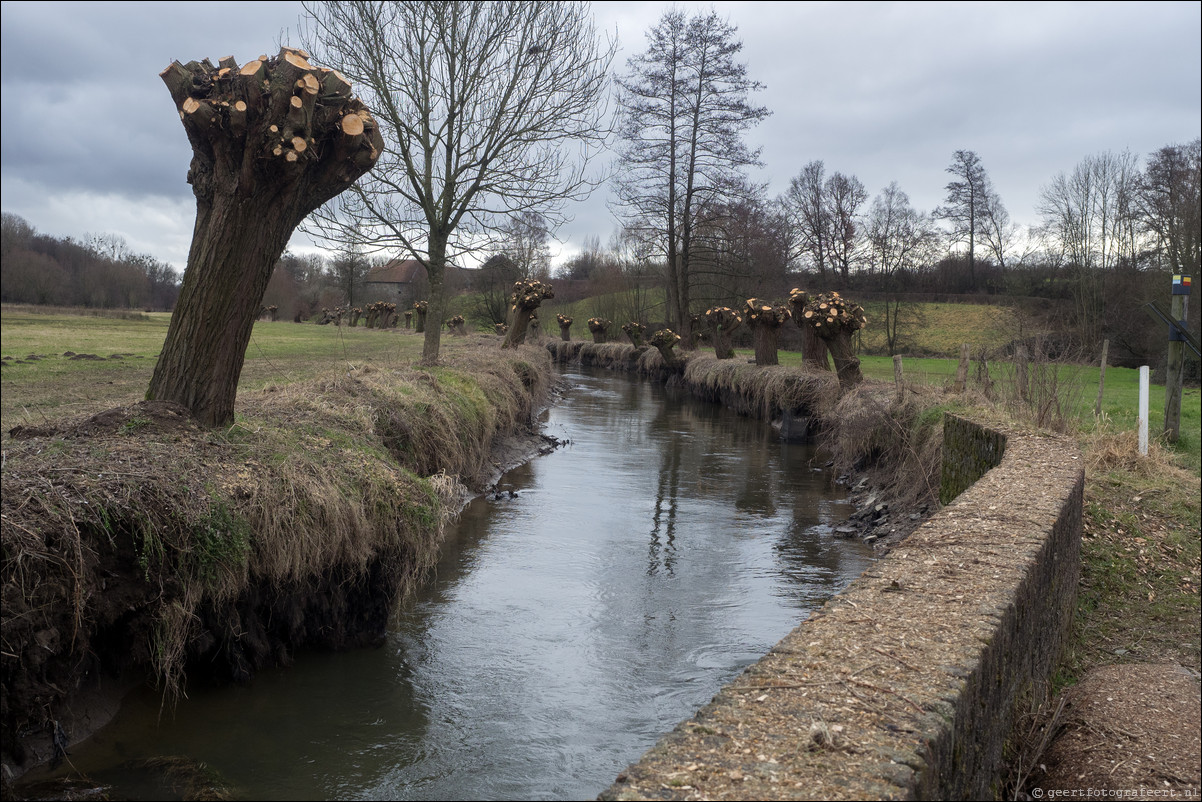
[789,289,867,391]
[302,1,615,365]
[612,9,769,344]
[147,47,384,426]
[503,279,554,348]
[704,306,743,359]
[744,299,790,366]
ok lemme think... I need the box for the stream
[29,366,873,800]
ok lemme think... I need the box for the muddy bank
[0,342,555,783]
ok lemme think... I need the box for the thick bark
[825,333,863,390]
[588,318,611,344]
[622,322,646,347]
[557,314,573,342]
[753,326,780,366]
[788,288,832,370]
[745,299,789,367]
[147,48,383,426]
[650,328,683,372]
[704,307,742,360]
[801,327,831,371]
[413,301,428,333]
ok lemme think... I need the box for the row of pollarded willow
[300,281,867,392]
[674,292,868,390]
[508,278,867,391]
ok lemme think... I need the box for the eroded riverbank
[10,365,873,800]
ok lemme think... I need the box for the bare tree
[330,233,373,307]
[783,161,832,279]
[1138,138,1201,275]
[612,8,769,342]
[979,188,1014,273]
[499,211,553,280]
[1038,150,1143,347]
[826,172,868,282]
[303,1,614,364]
[781,162,866,285]
[690,179,790,307]
[934,150,996,289]
[867,182,941,355]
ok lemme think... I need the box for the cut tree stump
[704,307,743,359]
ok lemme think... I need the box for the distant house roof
[365,259,426,284]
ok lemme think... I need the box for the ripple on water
[39,367,874,801]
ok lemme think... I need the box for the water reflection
[33,366,872,801]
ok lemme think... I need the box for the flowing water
[34,367,872,800]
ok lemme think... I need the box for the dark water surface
[44,367,872,800]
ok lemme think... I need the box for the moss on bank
[0,340,553,775]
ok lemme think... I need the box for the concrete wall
[601,415,1084,801]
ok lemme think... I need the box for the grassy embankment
[1,305,554,768]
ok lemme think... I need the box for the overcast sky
[1,1,1198,271]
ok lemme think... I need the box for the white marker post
[1138,365,1150,456]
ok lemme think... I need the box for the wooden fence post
[1094,339,1109,418]
[953,343,970,394]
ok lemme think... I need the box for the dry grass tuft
[683,355,840,420]
[1081,421,1187,478]
[822,384,947,510]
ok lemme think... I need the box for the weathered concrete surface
[601,417,1084,801]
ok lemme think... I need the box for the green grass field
[0,306,426,431]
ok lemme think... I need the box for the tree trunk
[802,326,831,371]
[559,323,571,341]
[622,322,646,347]
[650,329,683,372]
[588,319,610,344]
[147,48,383,426]
[824,332,863,391]
[789,289,867,391]
[746,300,789,367]
[420,237,448,364]
[752,324,780,366]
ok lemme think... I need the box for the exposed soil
[1026,664,1201,796]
